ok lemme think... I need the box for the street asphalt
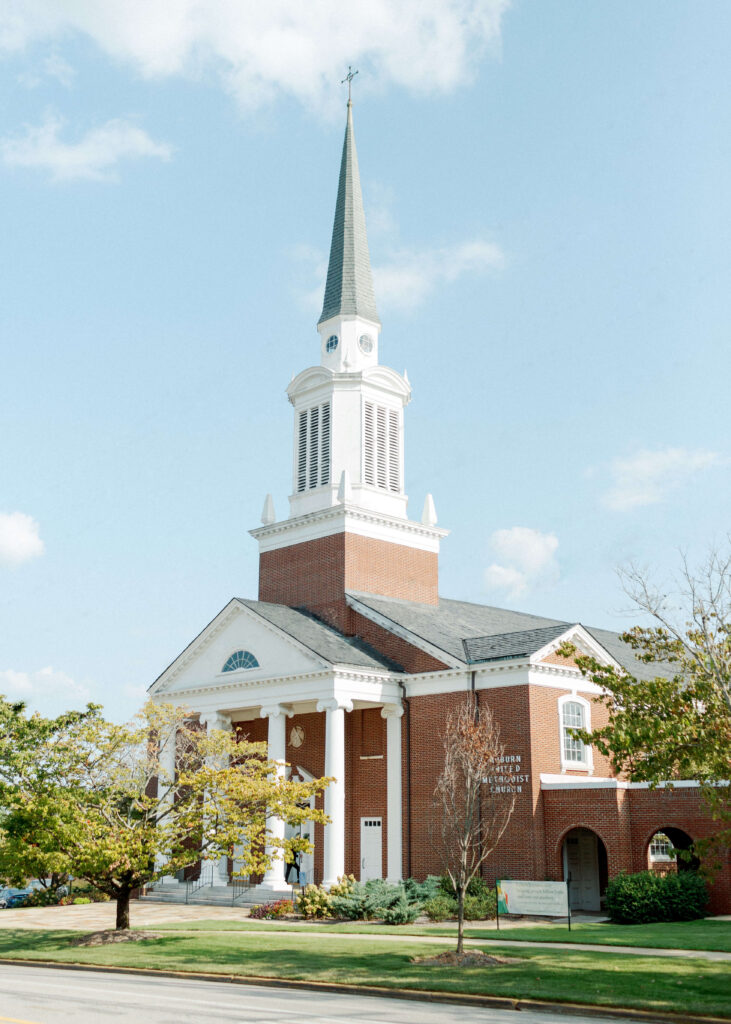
[0,963,652,1024]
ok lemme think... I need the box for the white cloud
[0,1,509,111]
[1,115,172,181]
[603,447,724,511]
[0,511,44,566]
[43,53,75,87]
[0,666,91,709]
[374,240,504,310]
[485,526,559,599]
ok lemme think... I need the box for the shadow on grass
[1,929,729,1017]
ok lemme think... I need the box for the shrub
[381,891,421,925]
[72,897,92,905]
[297,883,332,919]
[605,870,708,924]
[439,873,490,900]
[423,894,456,921]
[463,890,497,920]
[24,888,62,908]
[404,875,442,905]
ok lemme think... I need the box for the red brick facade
[249,524,730,912]
[259,531,438,632]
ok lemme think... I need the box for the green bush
[463,890,497,920]
[72,897,92,905]
[423,894,456,921]
[404,875,442,904]
[24,888,62,907]
[439,873,490,900]
[381,890,420,925]
[605,870,708,924]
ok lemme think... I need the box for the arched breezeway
[646,826,699,873]
[561,827,608,912]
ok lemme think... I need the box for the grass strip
[150,917,731,953]
[0,928,728,1018]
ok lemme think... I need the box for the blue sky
[1,1,729,721]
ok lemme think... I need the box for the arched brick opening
[560,826,609,912]
[645,825,699,874]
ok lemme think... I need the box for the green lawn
[0,928,729,1018]
[153,917,731,952]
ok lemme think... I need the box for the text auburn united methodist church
[149,98,730,914]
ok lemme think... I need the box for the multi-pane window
[649,834,672,861]
[296,402,331,492]
[363,400,401,492]
[561,700,586,764]
[222,650,259,672]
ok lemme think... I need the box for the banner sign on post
[496,880,569,918]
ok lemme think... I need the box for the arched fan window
[222,650,259,672]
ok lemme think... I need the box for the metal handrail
[185,864,213,905]
[231,875,252,905]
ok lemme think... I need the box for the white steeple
[250,98,448,562]
[286,98,410,521]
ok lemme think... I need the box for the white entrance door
[360,817,383,881]
[564,828,600,911]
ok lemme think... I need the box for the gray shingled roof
[236,599,399,671]
[347,591,661,681]
[318,102,380,326]
[463,624,570,663]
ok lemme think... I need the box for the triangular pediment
[149,599,330,697]
[532,624,621,670]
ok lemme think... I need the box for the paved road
[0,964,648,1024]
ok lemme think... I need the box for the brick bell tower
[250,97,448,632]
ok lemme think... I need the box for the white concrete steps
[140,884,295,908]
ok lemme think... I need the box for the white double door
[360,817,383,881]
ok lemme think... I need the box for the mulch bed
[71,930,163,946]
[411,950,520,967]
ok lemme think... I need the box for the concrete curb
[0,957,727,1024]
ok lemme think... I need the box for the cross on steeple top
[341,65,359,103]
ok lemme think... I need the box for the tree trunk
[115,889,131,931]
[456,888,465,956]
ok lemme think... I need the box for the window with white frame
[296,402,331,492]
[363,400,400,492]
[649,833,672,861]
[559,695,591,769]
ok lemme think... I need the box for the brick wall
[258,531,438,632]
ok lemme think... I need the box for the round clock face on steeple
[358,334,374,354]
[289,725,305,748]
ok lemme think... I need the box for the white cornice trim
[250,504,448,553]
[539,774,719,791]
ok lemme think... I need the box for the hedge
[604,869,708,924]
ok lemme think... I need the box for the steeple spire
[318,99,380,327]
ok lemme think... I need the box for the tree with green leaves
[562,548,731,861]
[0,699,330,929]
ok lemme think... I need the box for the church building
[149,99,730,914]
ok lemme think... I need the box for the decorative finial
[341,65,359,104]
[261,493,276,525]
[421,493,438,527]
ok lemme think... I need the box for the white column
[156,725,179,884]
[318,697,352,888]
[200,711,232,887]
[382,704,404,883]
[260,704,290,890]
